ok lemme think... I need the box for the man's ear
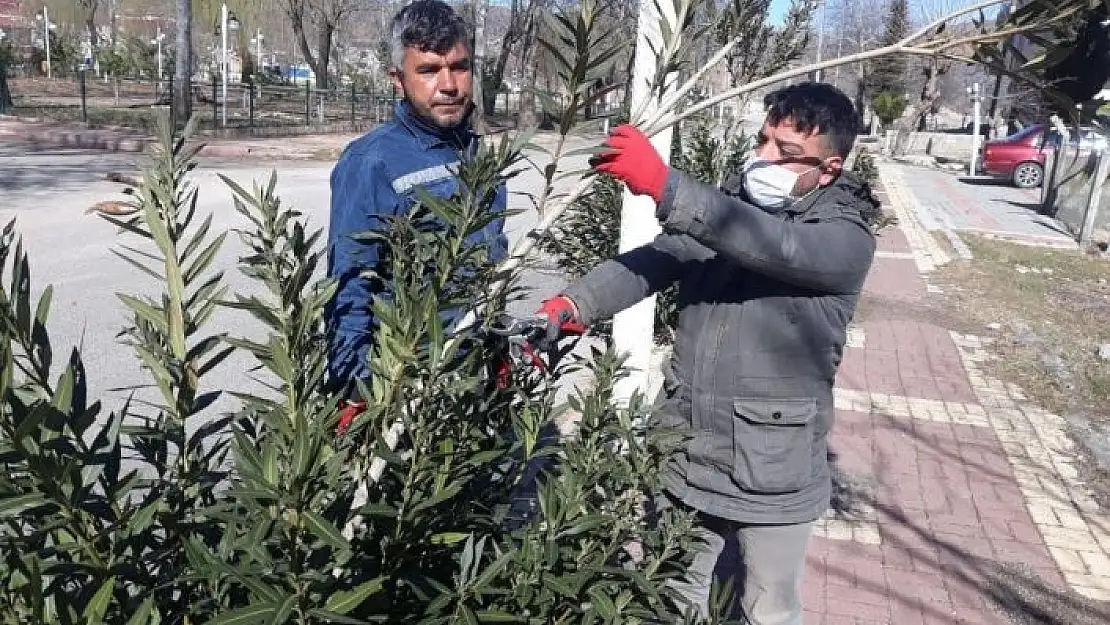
[389,69,404,95]
[819,156,844,187]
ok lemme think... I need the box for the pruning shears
[488,314,556,388]
[336,313,566,435]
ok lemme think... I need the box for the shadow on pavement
[956,176,1023,188]
[819,430,1110,625]
[0,143,141,194]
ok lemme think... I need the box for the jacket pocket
[730,397,817,494]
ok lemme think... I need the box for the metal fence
[2,75,399,133]
[1,74,625,134]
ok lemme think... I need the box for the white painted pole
[611,0,677,406]
[156,26,164,87]
[814,0,825,82]
[221,4,228,128]
[969,82,981,176]
[43,6,51,79]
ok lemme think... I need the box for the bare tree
[77,0,100,48]
[486,0,542,116]
[471,0,489,131]
[826,0,887,124]
[173,0,193,125]
[282,0,352,88]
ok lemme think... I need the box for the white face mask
[742,158,819,212]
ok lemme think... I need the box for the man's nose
[438,69,458,94]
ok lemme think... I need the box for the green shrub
[852,149,878,186]
[0,114,712,624]
[872,91,908,128]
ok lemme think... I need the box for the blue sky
[769,0,792,25]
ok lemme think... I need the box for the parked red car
[981,124,1108,188]
[981,125,1052,188]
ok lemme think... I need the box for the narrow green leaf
[183,232,227,285]
[302,510,349,553]
[82,576,115,623]
[117,294,168,333]
[261,444,278,486]
[474,612,524,623]
[430,532,471,545]
[208,602,278,625]
[587,586,617,620]
[53,364,75,412]
[271,594,296,624]
[0,493,47,520]
[324,577,386,615]
[124,597,155,625]
[34,285,53,325]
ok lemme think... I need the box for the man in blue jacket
[326,0,508,395]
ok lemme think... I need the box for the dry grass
[932,235,1110,504]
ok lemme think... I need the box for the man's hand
[536,295,587,344]
[592,124,669,204]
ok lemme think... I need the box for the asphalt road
[0,138,584,424]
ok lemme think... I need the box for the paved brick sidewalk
[796,167,1110,624]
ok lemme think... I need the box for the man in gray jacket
[536,83,878,624]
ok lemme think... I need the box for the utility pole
[154,25,165,91]
[255,29,263,72]
[222,4,228,127]
[968,82,982,176]
[39,5,52,79]
[814,0,826,82]
[611,0,678,406]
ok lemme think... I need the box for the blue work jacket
[325,101,509,387]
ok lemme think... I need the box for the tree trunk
[516,16,538,128]
[114,78,120,106]
[471,0,489,132]
[314,25,333,89]
[86,16,99,49]
[487,0,521,115]
[0,63,13,111]
[172,0,193,126]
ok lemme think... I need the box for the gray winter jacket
[562,168,878,524]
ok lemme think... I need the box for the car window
[1009,125,1043,141]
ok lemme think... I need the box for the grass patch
[934,234,1110,503]
[936,235,1110,415]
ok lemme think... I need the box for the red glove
[536,296,587,340]
[592,124,669,203]
[336,400,366,435]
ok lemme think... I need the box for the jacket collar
[783,171,877,217]
[394,100,474,151]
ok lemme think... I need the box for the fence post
[305,80,311,125]
[248,78,255,128]
[350,83,356,125]
[211,74,218,130]
[168,74,175,130]
[79,69,88,123]
[1079,149,1110,247]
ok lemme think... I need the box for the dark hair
[390,0,471,69]
[763,83,860,158]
